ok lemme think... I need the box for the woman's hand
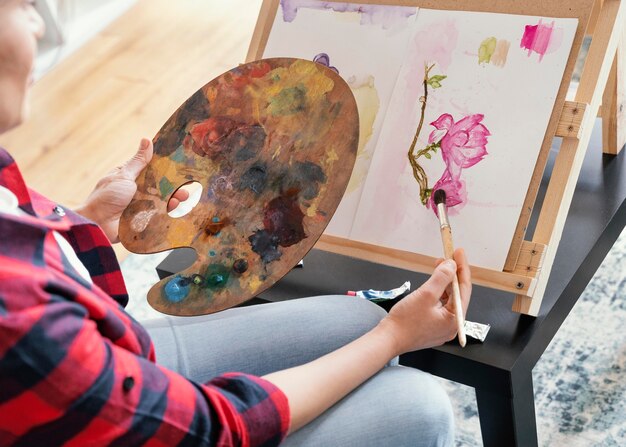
[379,248,472,355]
[76,138,189,243]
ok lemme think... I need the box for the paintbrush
[433,189,467,347]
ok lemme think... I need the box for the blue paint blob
[209,250,216,257]
[163,276,190,303]
[169,145,186,162]
[212,216,220,223]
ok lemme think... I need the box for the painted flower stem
[408,64,434,205]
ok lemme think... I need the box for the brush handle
[440,226,467,347]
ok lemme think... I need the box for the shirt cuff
[207,372,290,447]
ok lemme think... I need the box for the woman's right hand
[379,248,472,356]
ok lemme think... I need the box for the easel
[248,0,625,317]
[512,0,625,315]
[597,0,626,156]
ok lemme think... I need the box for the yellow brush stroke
[246,274,264,292]
[306,201,318,217]
[325,146,339,165]
[346,76,380,194]
[166,218,194,246]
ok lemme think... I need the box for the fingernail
[443,260,456,269]
[140,139,150,150]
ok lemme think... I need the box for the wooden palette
[119,58,359,316]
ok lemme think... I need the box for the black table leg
[475,374,538,447]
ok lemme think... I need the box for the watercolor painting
[262,2,578,270]
[404,62,490,212]
[351,8,577,269]
[119,58,359,315]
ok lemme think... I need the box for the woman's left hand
[76,138,189,243]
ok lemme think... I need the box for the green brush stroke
[268,84,307,116]
[478,37,497,65]
[169,145,186,162]
[159,177,175,199]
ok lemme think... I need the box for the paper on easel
[263,2,578,271]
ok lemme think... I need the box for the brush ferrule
[436,202,450,228]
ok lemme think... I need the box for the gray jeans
[143,295,454,446]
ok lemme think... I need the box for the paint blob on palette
[119,58,359,316]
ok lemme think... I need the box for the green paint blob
[169,146,186,162]
[269,84,307,116]
[204,264,231,289]
[478,37,497,65]
[159,177,175,199]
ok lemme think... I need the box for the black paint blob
[249,230,282,263]
[239,163,268,195]
[232,258,249,274]
[234,126,266,161]
[294,161,327,200]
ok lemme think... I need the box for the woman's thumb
[123,138,153,179]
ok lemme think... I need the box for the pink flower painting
[427,170,466,212]
[427,113,490,214]
[429,113,489,177]
[407,63,490,216]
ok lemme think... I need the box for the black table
[157,121,626,446]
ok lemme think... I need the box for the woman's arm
[0,268,289,446]
[264,249,471,434]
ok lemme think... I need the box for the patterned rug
[121,227,626,446]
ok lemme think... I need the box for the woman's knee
[285,366,454,447]
[389,367,455,446]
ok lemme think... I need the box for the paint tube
[347,281,411,302]
[464,321,490,342]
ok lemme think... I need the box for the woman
[0,1,471,446]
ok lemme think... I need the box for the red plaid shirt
[0,149,289,446]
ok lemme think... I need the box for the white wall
[35,0,137,78]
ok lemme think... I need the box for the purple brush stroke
[313,53,339,73]
[280,0,416,29]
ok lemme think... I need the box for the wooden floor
[0,0,263,259]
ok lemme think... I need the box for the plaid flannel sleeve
[0,273,290,446]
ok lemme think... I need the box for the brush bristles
[433,189,447,205]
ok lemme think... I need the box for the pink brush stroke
[413,19,459,71]
[521,19,561,61]
[280,0,416,29]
